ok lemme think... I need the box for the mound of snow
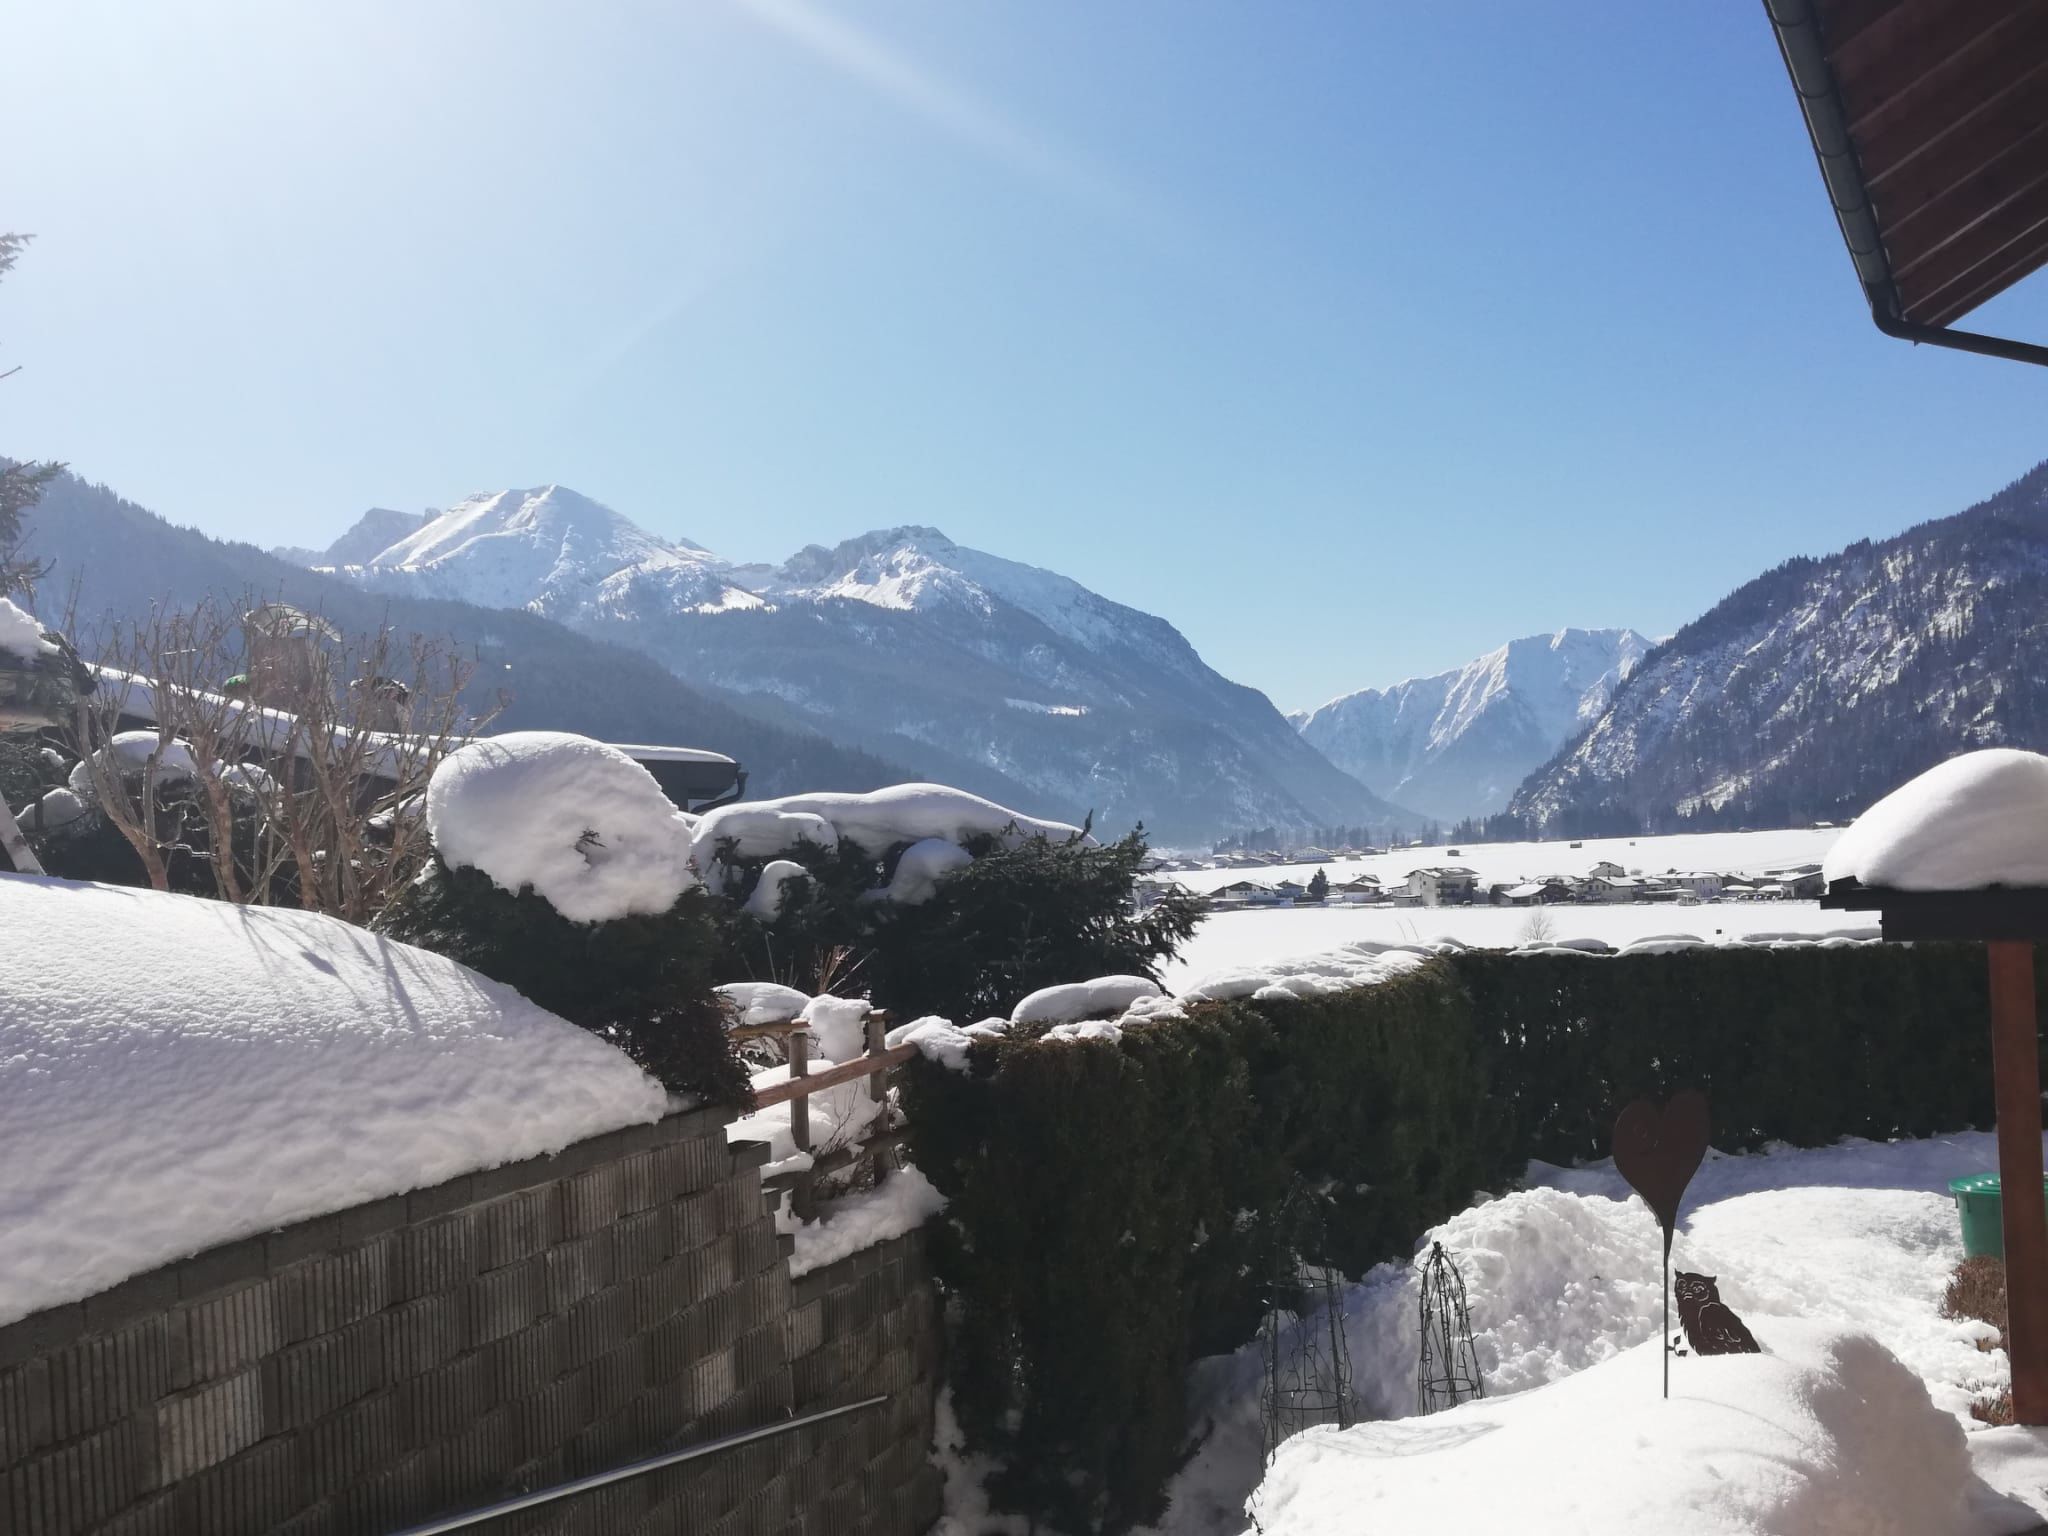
[800,994,872,1062]
[714,981,811,1028]
[1012,974,1162,1025]
[873,837,973,905]
[693,782,1081,862]
[1251,1321,1971,1536]
[0,874,666,1326]
[742,859,810,920]
[19,786,90,834]
[426,731,696,923]
[68,732,199,801]
[788,1166,947,1278]
[887,1015,983,1072]
[697,807,839,862]
[1179,945,1428,1003]
[0,596,54,661]
[1826,749,2048,891]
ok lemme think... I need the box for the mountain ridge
[301,485,1420,843]
[1507,458,2048,834]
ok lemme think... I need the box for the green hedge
[905,941,2020,1532]
[1460,944,1999,1164]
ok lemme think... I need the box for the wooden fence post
[788,1026,814,1222]
[865,1009,889,1187]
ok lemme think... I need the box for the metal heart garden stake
[1611,1089,1710,1399]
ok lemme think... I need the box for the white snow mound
[0,596,54,660]
[0,874,667,1327]
[742,859,810,920]
[68,732,199,802]
[874,837,974,905]
[788,1166,947,1278]
[1825,749,2048,892]
[426,731,696,923]
[714,981,812,1028]
[1251,1320,1971,1536]
[1012,974,1162,1025]
[693,782,1081,862]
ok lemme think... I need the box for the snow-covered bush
[703,784,1202,1019]
[426,732,697,923]
[380,862,746,1105]
[380,733,745,1104]
[902,937,2007,1534]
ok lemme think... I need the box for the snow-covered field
[1175,826,1842,898]
[1166,828,1851,987]
[1166,899,1866,989]
[1132,1132,2048,1536]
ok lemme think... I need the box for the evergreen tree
[381,864,750,1105]
[1306,867,1329,902]
[0,234,62,599]
[717,826,1204,1023]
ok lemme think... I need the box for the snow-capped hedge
[896,935,2006,1533]
[706,795,1199,1024]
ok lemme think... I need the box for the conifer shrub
[713,826,1203,1021]
[380,860,750,1106]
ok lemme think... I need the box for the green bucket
[1948,1173,2048,1259]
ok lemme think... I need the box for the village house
[1583,873,1648,903]
[1666,871,1725,898]
[1331,874,1385,904]
[1761,863,1826,899]
[1406,866,1480,907]
[1494,880,1572,907]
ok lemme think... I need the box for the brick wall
[0,1106,944,1536]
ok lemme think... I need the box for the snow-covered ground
[1166,899,1865,988]
[1174,826,1842,897]
[1135,1132,2048,1536]
[0,873,668,1327]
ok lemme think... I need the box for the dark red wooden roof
[1769,0,2048,350]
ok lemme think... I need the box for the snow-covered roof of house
[0,873,667,1327]
[1503,883,1549,899]
[604,743,739,767]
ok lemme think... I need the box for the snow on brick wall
[0,873,669,1326]
[0,1104,944,1536]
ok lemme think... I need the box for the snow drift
[1251,1320,1973,1536]
[0,873,667,1326]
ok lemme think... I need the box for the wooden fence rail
[738,1009,912,1219]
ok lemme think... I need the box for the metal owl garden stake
[1611,1089,1710,1399]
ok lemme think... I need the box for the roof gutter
[1765,0,2048,368]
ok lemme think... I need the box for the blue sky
[5,2,2048,712]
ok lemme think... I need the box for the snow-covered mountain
[332,486,764,622]
[1292,629,1651,823]
[272,506,430,569]
[1509,459,2048,836]
[302,492,1415,843]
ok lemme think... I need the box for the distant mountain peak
[295,484,763,621]
[1297,626,1650,822]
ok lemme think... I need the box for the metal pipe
[1868,308,2048,368]
[384,1394,889,1536]
[1765,0,2048,368]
